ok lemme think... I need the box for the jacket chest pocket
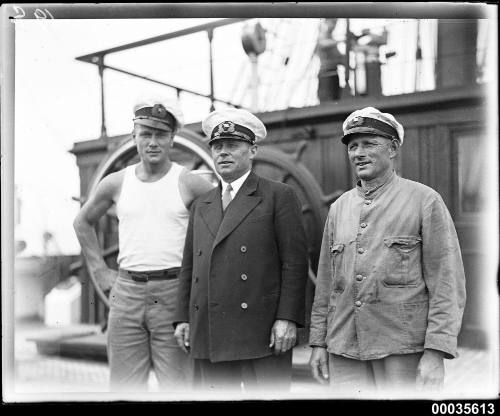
[382,236,422,287]
[330,242,346,293]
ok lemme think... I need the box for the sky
[11,14,496,257]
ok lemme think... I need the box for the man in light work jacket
[309,107,466,393]
[173,108,308,392]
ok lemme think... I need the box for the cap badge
[350,116,364,128]
[152,104,167,118]
[217,121,236,134]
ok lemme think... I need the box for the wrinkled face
[133,124,174,165]
[210,138,257,182]
[346,134,397,181]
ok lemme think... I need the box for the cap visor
[341,127,395,144]
[134,119,174,132]
[208,134,254,145]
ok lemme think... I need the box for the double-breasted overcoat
[174,171,308,363]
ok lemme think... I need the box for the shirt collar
[222,169,251,196]
[356,170,398,199]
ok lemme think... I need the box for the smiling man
[73,100,213,391]
[309,107,466,394]
[173,108,308,392]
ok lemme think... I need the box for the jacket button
[356,274,364,282]
[194,304,199,311]
[358,248,364,254]
[240,245,247,253]
[241,302,248,309]
[355,300,362,307]
[360,223,367,228]
[241,274,248,281]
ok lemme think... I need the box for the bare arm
[179,169,215,210]
[73,171,123,291]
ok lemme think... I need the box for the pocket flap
[384,236,422,248]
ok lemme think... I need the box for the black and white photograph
[1,2,498,408]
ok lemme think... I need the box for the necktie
[222,183,233,211]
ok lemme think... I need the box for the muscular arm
[73,171,123,291]
[179,169,215,210]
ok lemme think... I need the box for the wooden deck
[27,324,497,397]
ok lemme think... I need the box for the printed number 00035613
[431,403,495,415]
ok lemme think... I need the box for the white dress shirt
[221,169,251,201]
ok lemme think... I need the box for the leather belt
[122,267,181,282]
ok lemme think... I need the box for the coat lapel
[213,172,262,248]
[199,186,223,238]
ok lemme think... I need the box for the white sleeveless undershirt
[116,162,189,271]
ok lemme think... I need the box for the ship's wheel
[84,129,334,314]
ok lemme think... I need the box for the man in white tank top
[73,99,214,392]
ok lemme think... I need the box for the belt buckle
[130,272,148,282]
[149,270,167,279]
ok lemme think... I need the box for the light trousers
[328,352,423,393]
[107,271,193,391]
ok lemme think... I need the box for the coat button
[241,302,248,309]
[355,300,362,307]
[356,274,364,282]
[240,245,247,253]
[241,274,248,281]
[194,304,199,311]
[358,248,365,254]
[360,223,367,228]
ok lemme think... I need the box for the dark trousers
[193,351,292,392]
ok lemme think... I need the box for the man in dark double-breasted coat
[173,108,308,392]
